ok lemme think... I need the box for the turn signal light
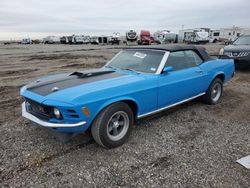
[82,107,90,117]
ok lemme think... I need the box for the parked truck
[137,30,154,45]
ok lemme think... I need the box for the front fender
[95,97,139,119]
[78,96,139,131]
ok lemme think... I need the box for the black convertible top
[127,44,211,61]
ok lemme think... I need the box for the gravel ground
[0,43,249,187]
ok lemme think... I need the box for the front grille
[25,98,53,121]
[25,98,80,121]
[225,51,250,57]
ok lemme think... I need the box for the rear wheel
[203,78,223,105]
[91,102,134,149]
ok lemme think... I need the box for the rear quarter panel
[200,58,235,88]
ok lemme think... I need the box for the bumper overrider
[22,102,86,128]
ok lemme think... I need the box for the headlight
[53,108,61,119]
[219,48,224,55]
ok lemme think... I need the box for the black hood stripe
[27,69,124,96]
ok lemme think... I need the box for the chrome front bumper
[21,102,86,128]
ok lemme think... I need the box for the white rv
[71,35,91,44]
[179,28,210,44]
[209,30,220,43]
[60,36,70,44]
[126,30,137,42]
[218,27,250,43]
[21,38,32,44]
[43,36,61,44]
[209,27,250,43]
[110,32,121,45]
[153,30,177,44]
[91,36,110,45]
[90,36,99,45]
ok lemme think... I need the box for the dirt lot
[0,43,249,187]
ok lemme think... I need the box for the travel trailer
[98,36,110,45]
[60,36,70,44]
[209,27,250,43]
[126,30,138,42]
[110,32,121,45]
[90,36,99,45]
[43,36,61,44]
[71,35,91,44]
[153,30,178,44]
[21,38,32,44]
[179,28,210,44]
[217,27,250,43]
[209,30,221,43]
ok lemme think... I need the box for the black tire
[203,78,223,105]
[91,102,134,149]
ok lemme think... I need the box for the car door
[157,50,206,109]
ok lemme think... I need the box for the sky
[0,0,250,40]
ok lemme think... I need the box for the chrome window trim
[105,50,122,66]
[156,51,170,74]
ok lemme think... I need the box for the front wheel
[91,102,134,149]
[203,78,223,105]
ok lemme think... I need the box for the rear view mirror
[162,66,173,74]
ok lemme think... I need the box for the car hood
[23,68,144,104]
[224,45,250,52]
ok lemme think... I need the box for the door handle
[195,70,203,74]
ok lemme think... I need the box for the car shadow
[235,67,250,72]
[59,100,201,143]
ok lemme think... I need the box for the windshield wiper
[70,71,86,77]
[105,65,117,70]
[105,65,140,74]
[120,68,140,74]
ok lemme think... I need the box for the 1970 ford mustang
[20,45,235,148]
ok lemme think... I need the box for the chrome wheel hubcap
[211,83,221,102]
[107,111,129,141]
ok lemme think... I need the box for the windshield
[233,36,250,45]
[107,50,165,73]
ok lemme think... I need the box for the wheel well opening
[215,74,225,82]
[122,100,138,118]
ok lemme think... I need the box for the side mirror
[162,66,173,74]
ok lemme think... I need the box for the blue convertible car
[21,45,235,148]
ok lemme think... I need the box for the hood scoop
[70,70,115,78]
